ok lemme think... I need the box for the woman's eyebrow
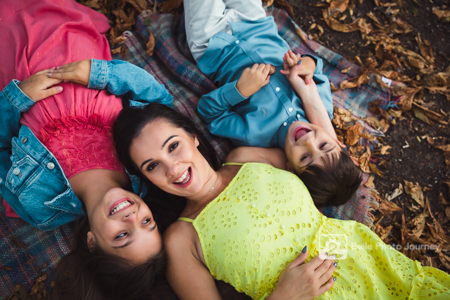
[139,135,179,170]
[162,135,177,149]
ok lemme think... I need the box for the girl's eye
[169,142,179,152]
[142,218,151,225]
[147,163,158,172]
[115,232,128,239]
[320,142,328,149]
[300,153,310,161]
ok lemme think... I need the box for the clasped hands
[18,59,91,102]
[235,49,316,98]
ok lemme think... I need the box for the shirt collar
[276,123,289,150]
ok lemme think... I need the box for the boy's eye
[320,142,328,149]
[169,142,179,152]
[147,163,158,171]
[115,232,128,239]
[300,153,310,161]
[142,218,151,225]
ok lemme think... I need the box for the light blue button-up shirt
[197,17,333,149]
[0,59,172,230]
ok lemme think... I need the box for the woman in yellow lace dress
[112,103,450,300]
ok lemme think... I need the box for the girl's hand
[18,70,63,102]
[48,59,91,86]
[267,249,336,300]
[236,63,271,98]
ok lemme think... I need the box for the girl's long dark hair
[112,103,220,216]
[50,218,169,300]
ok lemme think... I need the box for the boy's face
[284,121,342,174]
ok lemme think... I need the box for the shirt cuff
[88,59,108,89]
[2,80,36,112]
[222,81,247,106]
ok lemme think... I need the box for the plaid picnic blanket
[0,5,387,298]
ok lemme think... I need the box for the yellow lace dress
[178,163,450,299]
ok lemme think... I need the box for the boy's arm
[287,64,337,139]
[197,81,251,145]
[49,59,173,107]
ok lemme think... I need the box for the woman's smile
[172,167,193,187]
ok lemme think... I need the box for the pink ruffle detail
[39,114,123,179]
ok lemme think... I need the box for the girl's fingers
[315,255,335,275]
[41,86,63,99]
[286,248,308,270]
[319,260,337,284]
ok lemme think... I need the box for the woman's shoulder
[164,220,196,247]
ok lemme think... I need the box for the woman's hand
[18,69,63,102]
[267,249,336,300]
[280,50,316,79]
[236,63,271,98]
[48,59,91,86]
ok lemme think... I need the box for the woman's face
[129,118,213,199]
[87,187,161,264]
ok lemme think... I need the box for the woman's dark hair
[50,218,170,300]
[112,102,220,203]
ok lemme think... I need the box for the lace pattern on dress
[39,114,122,179]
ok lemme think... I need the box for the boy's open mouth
[293,126,312,142]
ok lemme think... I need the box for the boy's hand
[18,70,63,102]
[280,50,316,80]
[236,63,271,98]
[48,59,91,86]
[286,64,320,102]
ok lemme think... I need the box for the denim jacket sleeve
[88,59,173,107]
[0,80,36,224]
[197,80,250,144]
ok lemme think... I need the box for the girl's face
[87,187,161,264]
[129,119,213,199]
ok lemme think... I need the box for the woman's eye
[147,163,158,171]
[169,142,179,152]
[320,142,328,149]
[142,218,151,225]
[115,232,128,239]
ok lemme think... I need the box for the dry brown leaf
[416,33,434,64]
[110,36,127,46]
[125,0,148,12]
[378,198,403,215]
[433,9,450,19]
[364,175,375,188]
[265,0,275,7]
[359,148,371,173]
[323,9,362,33]
[427,136,435,145]
[408,56,426,70]
[380,145,392,155]
[396,87,421,111]
[404,180,425,208]
[341,67,352,74]
[329,0,349,16]
[410,212,427,238]
[413,108,433,125]
[159,0,183,14]
[146,30,155,56]
[296,28,308,44]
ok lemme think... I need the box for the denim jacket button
[288,107,293,112]
[13,168,21,175]
[283,122,287,126]
[47,162,55,170]
[0,178,3,184]
[21,137,28,144]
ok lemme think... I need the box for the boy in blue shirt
[186,0,362,207]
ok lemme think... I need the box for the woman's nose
[123,211,137,222]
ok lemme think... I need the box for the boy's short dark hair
[296,148,362,208]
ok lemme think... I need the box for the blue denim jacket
[0,59,172,231]
[197,17,333,149]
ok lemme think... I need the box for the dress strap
[178,217,195,223]
[222,162,244,166]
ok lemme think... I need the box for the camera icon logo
[318,234,347,259]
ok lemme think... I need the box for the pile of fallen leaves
[307,0,450,273]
